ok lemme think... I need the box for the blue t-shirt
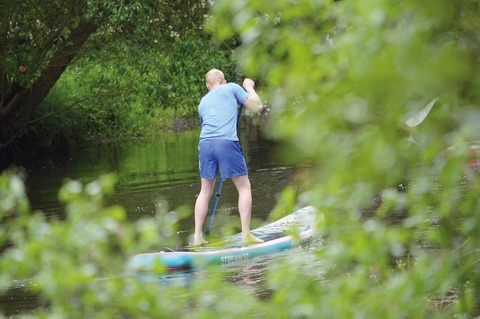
[198,83,249,141]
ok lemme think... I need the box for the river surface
[25,123,299,224]
[2,121,317,315]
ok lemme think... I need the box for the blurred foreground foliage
[1,171,270,318]
[209,0,480,317]
[2,0,480,318]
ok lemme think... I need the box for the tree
[0,0,211,154]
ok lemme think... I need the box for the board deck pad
[192,207,315,250]
[131,206,320,271]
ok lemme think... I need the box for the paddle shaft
[205,103,244,234]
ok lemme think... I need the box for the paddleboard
[132,206,321,271]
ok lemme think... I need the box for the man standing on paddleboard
[193,69,265,246]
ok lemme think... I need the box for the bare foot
[242,233,264,245]
[192,237,208,247]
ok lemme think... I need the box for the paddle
[205,103,245,235]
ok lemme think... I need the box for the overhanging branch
[25,91,111,125]
[0,91,21,119]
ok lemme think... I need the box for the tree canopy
[0,0,212,153]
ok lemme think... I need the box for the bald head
[205,69,226,90]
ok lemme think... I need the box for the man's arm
[242,78,264,113]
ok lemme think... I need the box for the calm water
[2,121,316,315]
[25,124,296,224]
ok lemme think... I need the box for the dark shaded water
[2,122,315,315]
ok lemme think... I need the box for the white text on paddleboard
[221,253,249,266]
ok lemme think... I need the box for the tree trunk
[0,20,98,151]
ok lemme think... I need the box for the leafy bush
[0,171,223,318]
[29,34,239,142]
[208,0,480,317]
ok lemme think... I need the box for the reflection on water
[0,281,45,317]
[25,129,201,218]
[25,126,296,223]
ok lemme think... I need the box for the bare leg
[193,178,215,246]
[231,175,264,245]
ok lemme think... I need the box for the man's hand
[258,106,270,116]
[242,78,255,91]
[242,78,263,113]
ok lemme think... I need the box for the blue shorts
[198,139,248,179]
